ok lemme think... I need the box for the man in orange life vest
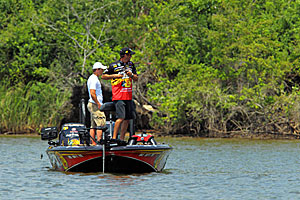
[101,47,138,141]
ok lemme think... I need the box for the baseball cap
[92,62,107,70]
[120,47,136,56]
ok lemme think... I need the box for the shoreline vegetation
[1,1,300,139]
[1,129,300,140]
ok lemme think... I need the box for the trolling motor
[41,127,59,145]
[41,127,58,140]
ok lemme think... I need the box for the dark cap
[120,47,136,56]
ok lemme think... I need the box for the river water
[1,136,300,199]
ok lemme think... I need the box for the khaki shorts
[87,102,106,128]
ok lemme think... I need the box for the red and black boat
[41,102,172,173]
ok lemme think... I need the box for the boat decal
[58,151,101,156]
[114,148,170,153]
[138,153,156,157]
[154,151,168,170]
[68,138,80,146]
[48,152,63,170]
[55,151,69,170]
[122,150,164,155]
[67,154,84,159]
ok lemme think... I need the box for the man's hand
[126,71,133,77]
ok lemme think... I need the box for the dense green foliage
[0,82,71,133]
[1,0,300,136]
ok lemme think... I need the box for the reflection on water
[1,136,300,199]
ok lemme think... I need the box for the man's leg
[119,100,133,140]
[113,100,127,139]
[87,102,97,145]
[90,128,96,145]
[96,130,103,142]
[92,106,106,142]
[120,120,129,140]
[113,118,123,139]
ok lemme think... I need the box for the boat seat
[100,102,116,112]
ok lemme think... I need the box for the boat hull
[46,144,172,173]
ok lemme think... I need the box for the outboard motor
[128,133,157,145]
[41,127,59,145]
[41,127,58,140]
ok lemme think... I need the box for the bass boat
[41,102,172,173]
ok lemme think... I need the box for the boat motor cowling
[41,127,58,140]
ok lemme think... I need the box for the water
[1,136,300,200]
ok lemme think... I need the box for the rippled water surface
[2,136,300,199]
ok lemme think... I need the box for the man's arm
[101,74,123,80]
[90,89,101,109]
[128,64,138,81]
[132,73,138,81]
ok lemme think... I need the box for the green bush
[0,82,71,133]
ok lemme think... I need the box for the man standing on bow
[87,62,107,145]
[102,47,138,141]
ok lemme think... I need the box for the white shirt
[87,74,103,104]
